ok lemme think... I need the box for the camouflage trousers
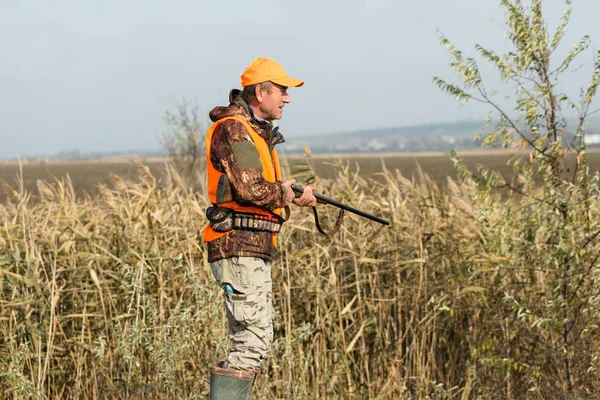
[210,257,273,371]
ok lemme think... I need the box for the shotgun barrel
[291,184,390,226]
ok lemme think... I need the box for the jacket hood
[209,89,285,146]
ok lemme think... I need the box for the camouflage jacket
[206,89,288,262]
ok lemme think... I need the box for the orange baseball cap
[240,57,304,88]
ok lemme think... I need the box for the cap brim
[271,76,304,87]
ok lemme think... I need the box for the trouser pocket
[225,291,260,327]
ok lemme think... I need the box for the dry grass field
[0,158,166,201]
[2,148,600,398]
[0,149,596,200]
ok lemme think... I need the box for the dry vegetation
[1,154,599,399]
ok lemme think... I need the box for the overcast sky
[1,0,599,159]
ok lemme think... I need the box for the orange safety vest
[203,116,283,247]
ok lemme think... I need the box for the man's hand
[292,185,317,207]
[281,179,317,207]
[280,179,297,206]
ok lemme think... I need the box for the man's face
[255,82,290,121]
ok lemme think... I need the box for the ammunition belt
[206,206,283,233]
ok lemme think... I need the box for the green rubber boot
[210,365,256,400]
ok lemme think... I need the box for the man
[204,57,316,399]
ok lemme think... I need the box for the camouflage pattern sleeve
[210,119,286,210]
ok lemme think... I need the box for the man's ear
[255,84,264,102]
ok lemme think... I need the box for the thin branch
[514,71,546,93]
[479,89,547,155]
[570,251,600,310]
[569,112,588,183]
[511,76,546,110]
[494,183,555,207]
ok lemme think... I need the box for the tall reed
[0,157,598,399]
